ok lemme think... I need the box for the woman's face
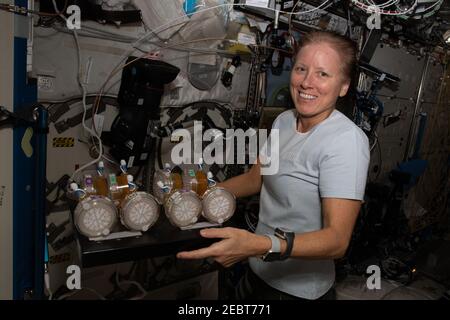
[290,42,350,121]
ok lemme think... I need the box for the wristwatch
[261,234,281,262]
[275,228,295,260]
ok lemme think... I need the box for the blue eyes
[294,67,329,77]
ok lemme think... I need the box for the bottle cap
[157,181,165,189]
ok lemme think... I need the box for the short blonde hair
[295,31,358,81]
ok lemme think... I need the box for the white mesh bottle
[164,189,203,228]
[152,164,183,204]
[120,192,160,232]
[74,196,118,238]
[201,172,236,224]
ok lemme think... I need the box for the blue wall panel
[13,36,39,299]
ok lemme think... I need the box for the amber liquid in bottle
[195,171,208,197]
[171,173,183,191]
[94,176,108,197]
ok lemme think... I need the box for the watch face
[262,252,281,262]
[275,228,286,239]
[276,227,294,237]
[274,228,295,260]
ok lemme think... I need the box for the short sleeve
[319,129,370,200]
[258,110,289,165]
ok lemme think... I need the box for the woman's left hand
[177,227,269,268]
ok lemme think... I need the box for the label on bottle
[84,175,93,187]
[84,174,95,194]
[109,174,118,191]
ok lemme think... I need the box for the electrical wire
[366,0,399,10]
[90,36,288,127]
[95,0,332,106]
[246,0,334,15]
[92,38,234,127]
[50,21,246,57]
[37,1,333,181]
[38,93,118,105]
[50,0,103,181]
[288,0,333,39]
[41,93,120,167]
[244,212,256,232]
[44,269,52,300]
[79,24,139,41]
[374,133,382,182]
[370,134,378,152]
[0,0,68,17]
[91,4,233,114]
[114,266,147,300]
[347,5,353,39]
[361,28,373,57]
[56,287,107,300]
[380,284,436,300]
[89,0,329,114]
[350,0,441,16]
[51,24,137,44]
[411,55,449,208]
[89,13,226,130]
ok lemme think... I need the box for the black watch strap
[275,228,295,260]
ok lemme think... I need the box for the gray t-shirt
[249,109,370,299]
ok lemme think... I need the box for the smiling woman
[291,31,358,132]
[177,30,370,301]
